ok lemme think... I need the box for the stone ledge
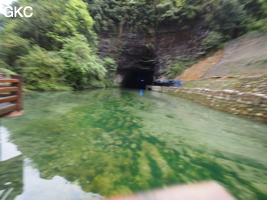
[151,86,267,123]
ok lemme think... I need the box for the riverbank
[164,33,267,123]
[182,74,267,95]
[152,86,267,123]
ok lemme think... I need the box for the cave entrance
[117,44,156,89]
[121,69,154,89]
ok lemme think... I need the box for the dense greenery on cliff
[0,0,267,89]
[87,0,267,38]
[0,0,117,90]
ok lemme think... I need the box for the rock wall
[152,86,267,123]
[98,21,209,80]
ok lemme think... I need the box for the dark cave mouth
[120,69,154,89]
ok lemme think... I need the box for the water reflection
[0,126,103,200]
[0,155,23,200]
[1,88,267,200]
[0,126,23,200]
[139,89,143,96]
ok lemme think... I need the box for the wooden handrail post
[10,74,23,111]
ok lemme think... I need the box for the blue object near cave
[153,79,183,87]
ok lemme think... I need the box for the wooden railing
[0,73,23,118]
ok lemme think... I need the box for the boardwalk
[0,73,23,118]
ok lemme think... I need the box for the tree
[205,0,247,38]
[0,0,113,89]
[60,35,107,89]
[17,46,68,90]
[48,0,96,46]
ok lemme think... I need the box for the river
[1,88,267,200]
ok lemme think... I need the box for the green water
[1,88,267,199]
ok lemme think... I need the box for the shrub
[166,62,184,79]
[206,0,247,38]
[103,57,117,71]
[17,46,68,90]
[248,18,267,33]
[166,60,194,79]
[0,34,29,70]
[203,31,224,51]
[60,34,107,89]
[0,60,9,69]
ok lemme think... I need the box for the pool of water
[1,88,267,200]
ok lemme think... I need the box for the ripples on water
[1,88,267,200]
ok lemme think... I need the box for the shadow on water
[1,88,267,199]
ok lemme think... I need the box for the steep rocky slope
[203,33,267,78]
[176,50,224,81]
[176,33,267,95]
[178,33,267,81]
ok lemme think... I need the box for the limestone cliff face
[97,21,209,80]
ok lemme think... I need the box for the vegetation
[0,0,267,89]
[166,59,194,79]
[0,0,117,90]
[203,31,224,52]
[17,46,68,90]
[87,0,267,35]
[60,35,107,89]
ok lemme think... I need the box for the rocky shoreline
[152,86,267,123]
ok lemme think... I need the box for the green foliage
[166,60,194,79]
[241,0,267,19]
[48,0,96,47]
[0,67,17,75]
[0,64,17,78]
[0,60,18,78]
[205,0,247,38]
[60,35,107,89]
[86,0,201,33]
[1,0,267,90]
[102,57,119,87]
[203,31,224,51]
[166,62,184,79]
[0,33,29,70]
[0,0,109,90]
[0,60,9,69]
[0,0,98,60]
[17,46,69,90]
[102,57,117,72]
[1,0,66,52]
[87,0,266,39]
[248,18,267,33]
